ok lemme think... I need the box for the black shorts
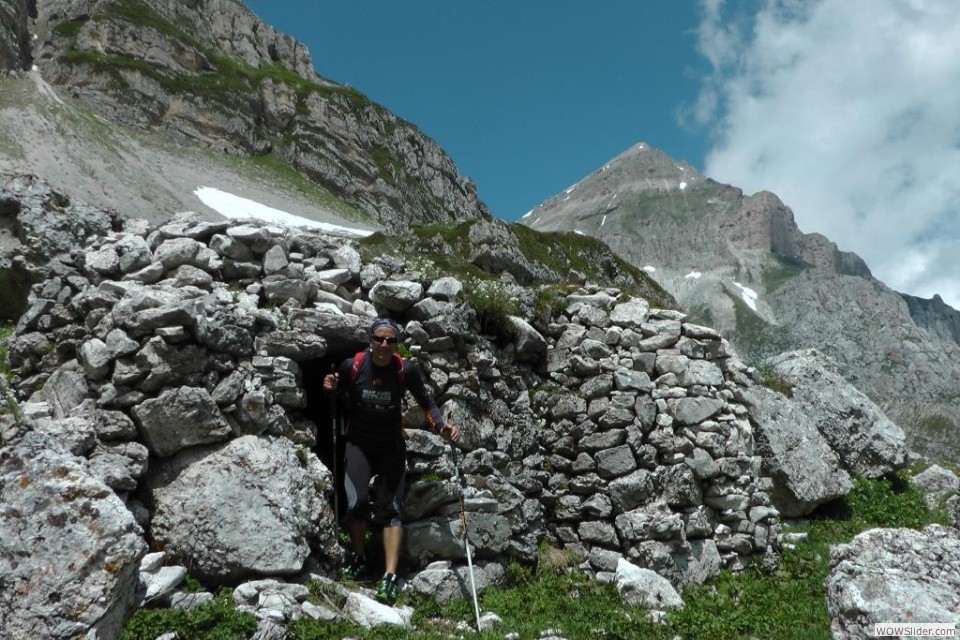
[342,438,406,527]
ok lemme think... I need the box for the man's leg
[382,525,403,575]
[371,439,406,579]
[342,441,372,576]
[346,518,366,556]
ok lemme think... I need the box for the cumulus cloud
[694,0,960,309]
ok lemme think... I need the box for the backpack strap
[392,352,405,385]
[351,350,405,385]
[350,351,366,382]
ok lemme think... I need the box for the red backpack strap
[351,351,405,385]
[350,351,367,382]
[392,353,405,385]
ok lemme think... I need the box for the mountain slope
[6,0,488,230]
[0,70,373,229]
[523,142,960,460]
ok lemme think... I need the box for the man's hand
[439,424,460,442]
[323,373,339,392]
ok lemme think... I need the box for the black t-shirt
[336,351,444,447]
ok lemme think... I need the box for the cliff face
[0,0,33,71]
[902,293,960,346]
[523,142,960,461]
[16,0,488,229]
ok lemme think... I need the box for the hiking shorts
[343,438,406,528]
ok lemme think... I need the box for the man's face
[370,328,398,358]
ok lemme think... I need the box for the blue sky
[244,1,710,221]
[244,1,960,310]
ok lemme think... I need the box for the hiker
[323,317,460,604]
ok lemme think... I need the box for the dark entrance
[300,339,367,520]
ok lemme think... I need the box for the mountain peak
[521,142,708,231]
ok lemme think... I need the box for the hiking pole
[329,364,340,522]
[450,444,482,632]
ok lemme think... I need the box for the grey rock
[147,436,332,582]
[744,384,853,517]
[131,386,231,457]
[0,431,146,640]
[614,558,684,610]
[369,280,424,311]
[768,350,908,477]
[826,525,960,638]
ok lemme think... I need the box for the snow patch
[575,230,586,236]
[685,271,702,279]
[733,282,759,311]
[601,215,607,227]
[642,265,656,273]
[194,187,372,237]
[679,181,688,190]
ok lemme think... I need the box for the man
[323,317,460,605]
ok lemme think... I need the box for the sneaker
[340,551,367,581]
[376,573,400,605]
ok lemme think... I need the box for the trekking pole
[450,444,482,632]
[329,364,340,521]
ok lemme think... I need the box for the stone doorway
[300,340,366,519]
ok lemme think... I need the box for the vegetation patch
[728,292,791,363]
[462,278,519,336]
[762,254,811,293]
[357,220,674,310]
[757,366,794,397]
[239,153,368,223]
[532,285,573,324]
[0,320,14,377]
[119,589,257,640]
[370,144,401,187]
[52,18,87,39]
[917,413,956,435]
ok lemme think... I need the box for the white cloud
[695,0,960,309]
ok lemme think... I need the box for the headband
[368,318,401,337]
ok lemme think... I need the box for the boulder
[826,525,960,638]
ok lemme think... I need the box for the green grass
[238,152,369,223]
[119,475,948,639]
[0,320,14,378]
[357,220,675,310]
[462,278,520,336]
[0,320,19,422]
[728,292,792,363]
[119,589,257,640]
[917,413,956,435]
[761,254,810,294]
[59,0,387,119]
[757,366,794,397]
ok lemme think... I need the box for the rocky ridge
[2,0,489,230]
[0,176,926,637]
[522,142,960,461]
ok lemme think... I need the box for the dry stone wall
[1,202,777,568]
[0,206,792,634]
[0,173,926,635]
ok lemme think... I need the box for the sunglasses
[371,336,399,345]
